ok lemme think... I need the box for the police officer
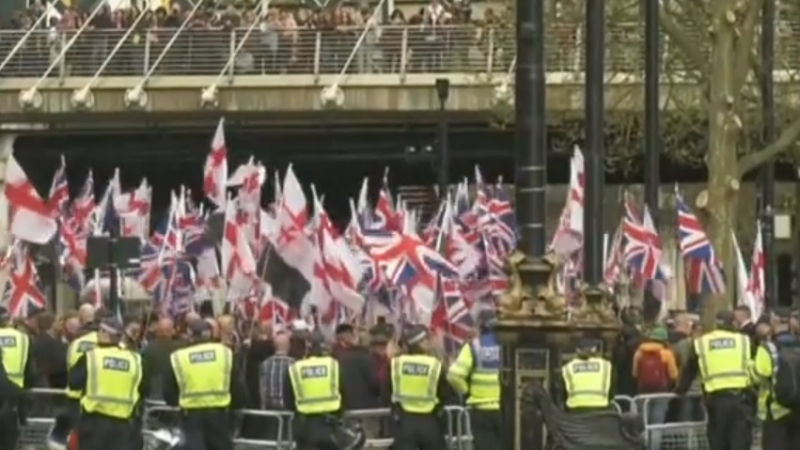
[68,318,148,450]
[65,319,100,415]
[561,338,614,412]
[749,308,800,450]
[446,309,500,450]
[284,332,346,450]
[677,310,753,450]
[0,306,34,450]
[387,325,450,450]
[165,319,246,450]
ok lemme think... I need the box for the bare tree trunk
[702,5,740,325]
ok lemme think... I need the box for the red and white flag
[746,223,765,316]
[4,154,57,244]
[203,118,228,209]
[221,197,256,300]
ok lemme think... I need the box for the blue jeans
[646,398,670,450]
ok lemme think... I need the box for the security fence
[17,388,763,450]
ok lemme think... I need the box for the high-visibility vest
[562,357,612,409]
[391,354,442,414]
[0,327,29,388]
[80,347,142,419]
[695,330,751,393]
[170,342,233,409]
[447,333,500,410]
[288,356,341,414]
[66,331,99,399]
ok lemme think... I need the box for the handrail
[72,6,151,108]
[201,1,270,105]
[27,0,110,88]
[125,0,204,105]
[83,7,150,86]
[324,0,388,98]
[0,9,50,74]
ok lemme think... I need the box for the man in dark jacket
[332,324,382,411]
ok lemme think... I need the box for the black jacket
[162,340,248,410]
[333,345,382,410]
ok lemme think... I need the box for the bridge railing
[2,22,800,81]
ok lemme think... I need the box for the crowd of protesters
[4,296,800,450]
[0,0,522,78]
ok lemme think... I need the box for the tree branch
[737,116,800,178]
[731,0,763,100]
[659,5,709,74]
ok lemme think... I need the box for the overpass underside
[1,16,800,129]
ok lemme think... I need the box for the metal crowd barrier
[20,388,769,450]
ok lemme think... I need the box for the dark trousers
[391,412,446,450]
[0,405,19,450]
[762,412,800,450]
[78,413,135,450]
[470,409,501,450]
[294,415,338,450]
[181,408,234,450]
[706,392,752,450]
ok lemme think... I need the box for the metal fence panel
[18,388,767,450]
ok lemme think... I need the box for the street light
[435,78,450,200]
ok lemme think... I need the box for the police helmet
[332,419,366,450]
[715,310,736,328]
[308,331,330,355]
[99,318,124,340]
[401,324,428,347]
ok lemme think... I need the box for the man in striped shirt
[260,331,294,410]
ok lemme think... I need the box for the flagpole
[643,0,660,226]
[583,0,605,286]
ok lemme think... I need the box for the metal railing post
[486,28,495,76]
[123,0,204,109]
[200,1,271,108]
[71,7,151,109]
[313,31,322,81]
[18,0,111,109]
[399,27,408,81]
[0,9,51,76]
[319,0,387,108]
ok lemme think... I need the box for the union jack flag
[676,192,726,294]
[623,201,667,286]
[431,276,473,358]
[2,245,47,318]
[47,155,69,217]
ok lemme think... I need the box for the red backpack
[636,349,670,393]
